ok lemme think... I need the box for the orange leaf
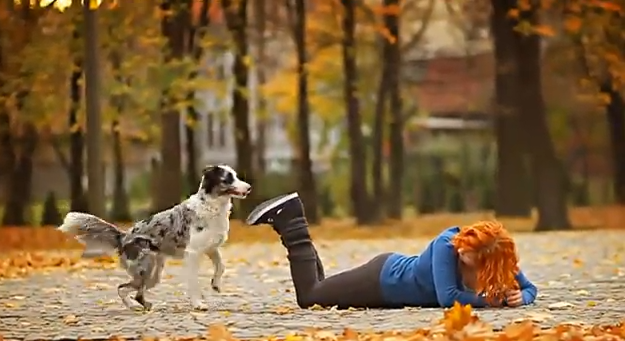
[593,0,622,12]
[533,24,555,37]
[507,8,520,18]
[370,4,401,16]
[564,17,582,33]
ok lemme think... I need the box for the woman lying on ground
[245,193,538,309]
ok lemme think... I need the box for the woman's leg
[246,193,391,309]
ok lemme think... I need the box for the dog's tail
[58,212,126,257]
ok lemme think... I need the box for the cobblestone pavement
[1,231,625,340]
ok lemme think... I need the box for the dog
[57,164,251,311]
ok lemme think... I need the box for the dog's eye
[223,172,234,184]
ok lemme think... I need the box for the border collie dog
[57,165,251,311]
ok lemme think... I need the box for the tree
[184,0,212,195]
[491,0,531,217]
[84,0,106,217]
[341,0,372,224]
[252,0,268,175]
[109,44,132,222]
[500,0,570,230]
[156,0,187,211]
[222,0,255,216]
[0,1,56,226]
[569,4,625,204]
[385,0,404,220]
[286,0,320,223]
[49,1,88,214]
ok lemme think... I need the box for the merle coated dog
[58,165,251,311]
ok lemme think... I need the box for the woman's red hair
[451,220,519,303]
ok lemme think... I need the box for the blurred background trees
[0,0,624,231]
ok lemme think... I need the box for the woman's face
[458,248,478,268]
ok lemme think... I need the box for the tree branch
[50,135,71,173]
[400,0,435,54]
[42,0,59,9]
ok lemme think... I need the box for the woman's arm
[515,271,538,305]
[431,237,489,308]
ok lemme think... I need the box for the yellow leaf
[285,334,303,341]
[242,55,253,67]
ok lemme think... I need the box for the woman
[246,192,538,309]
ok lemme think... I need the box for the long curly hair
[451,220,519,303]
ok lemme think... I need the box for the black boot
[247,192,325,278]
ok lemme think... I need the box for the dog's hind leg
[118,282,137,309]
[134,285,152,311]
[207,248,224,293]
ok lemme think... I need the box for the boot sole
[246,192,300,225]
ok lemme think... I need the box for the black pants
[287,241,394,309]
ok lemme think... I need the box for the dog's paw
[191,300,209,311]
[211,278,222,293]
[142,301,153,311]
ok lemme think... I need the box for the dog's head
[199,164,251,199]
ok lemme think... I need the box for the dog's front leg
[207,248,224,293]
[184,249,208,310]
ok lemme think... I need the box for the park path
[1,231,625,341]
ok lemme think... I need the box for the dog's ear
[200,165,224,194]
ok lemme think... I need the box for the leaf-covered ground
[1,228,624,341]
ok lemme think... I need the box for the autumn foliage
[3,302,625,341]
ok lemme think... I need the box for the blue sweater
[379,226,538,308]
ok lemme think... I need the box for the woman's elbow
[436,296,456,308]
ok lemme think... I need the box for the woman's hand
[505,290,523,307]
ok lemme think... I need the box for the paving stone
[1,231,625,340]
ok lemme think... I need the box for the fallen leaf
[63,314,79,325]
[548,301,575,310]
[308,304,326,311]
[274,306,295,315]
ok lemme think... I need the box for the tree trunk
[341,0,371,225]
[601,80,625,204]
[84,1,106,217]
[514,6,570,230]
[292,0,319,223]
[184,0,211,195]
[253,0,267,175]
[385,0,404,220]
[223,0,255,216]
[371,53,388,223]
[110,119,131,221]
[490,0,531,217]
[69,41,87,213]
[108,48,132,222]
[2,123,37,226]
[156,0,187,211]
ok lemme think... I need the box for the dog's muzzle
[229,183,252,198]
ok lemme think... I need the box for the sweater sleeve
[516,270,538,305]
[431,237,488,308]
